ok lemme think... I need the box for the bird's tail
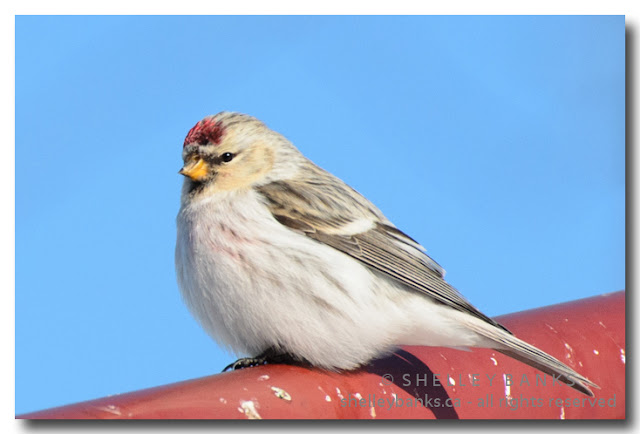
[462,317,600,396]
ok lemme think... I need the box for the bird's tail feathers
[462,317,599,397]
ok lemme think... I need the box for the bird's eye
[221,152,234,163]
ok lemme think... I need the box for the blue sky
[15,15,624,414]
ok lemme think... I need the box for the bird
[175,111,598,396]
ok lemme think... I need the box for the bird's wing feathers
[257,177,510,333]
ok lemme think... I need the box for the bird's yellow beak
[179,158,210,181]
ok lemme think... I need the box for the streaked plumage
[175,111,598,396]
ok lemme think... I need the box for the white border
[4,2,635,431]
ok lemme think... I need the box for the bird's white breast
[175,188,479,369]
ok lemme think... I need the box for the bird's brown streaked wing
[257,180,511,334]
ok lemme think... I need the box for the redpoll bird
[175,112,598,396]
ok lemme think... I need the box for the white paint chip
[239,400,262,419]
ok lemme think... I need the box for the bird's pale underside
[175,112,599,396]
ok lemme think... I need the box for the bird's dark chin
[185,172,218,197]
[187,179,207,197]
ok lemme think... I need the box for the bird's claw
[222,357,269,372]
[222,349,306,372]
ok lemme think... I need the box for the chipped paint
[503,374,512,404]
[94,404,122,416]
[598,321,607,329]
[257,375,270,381]
[271,386,292,401]
[318,386,332,402]
[490,357,498,366]
[620,348,625,364]
[335,387,344,400]
[593,349,599,355]
[219,397,227,404]
[559,406,566,420]
[238,400,261,419]
[370,406,377,418]
[564,342,574,358]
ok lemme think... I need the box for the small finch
[175,112,598,396]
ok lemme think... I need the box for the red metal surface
[19,291,625,419]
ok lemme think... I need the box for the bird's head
[179,112,300,197]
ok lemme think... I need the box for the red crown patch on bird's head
[183,117,225,148]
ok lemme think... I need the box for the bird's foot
[223,357,268,372]
[222,349,303,372]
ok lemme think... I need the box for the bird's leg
[222,348,302,372]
